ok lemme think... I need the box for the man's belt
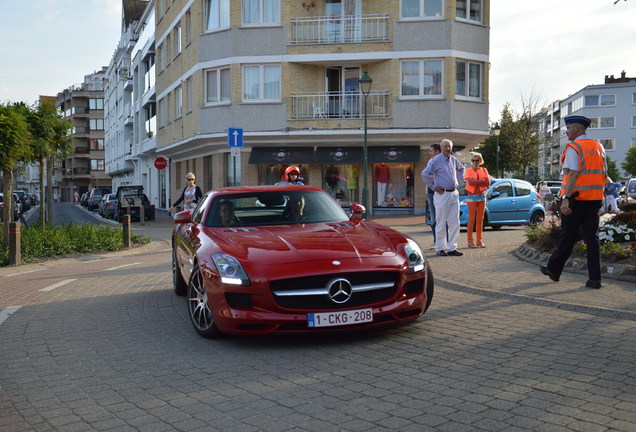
[444,188,456,192]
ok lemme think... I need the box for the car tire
[187,263,223,338]
[172,248,187,296]
[530,211,544,225]
[491,225,502,230]
[423,265,434,313]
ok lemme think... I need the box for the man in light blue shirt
[423,139,465,256]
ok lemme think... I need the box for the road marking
[159,248,172,252]
[0,306,21,326]
[2,268,45,277]
[40,279,77,292]
[105,262,141,271]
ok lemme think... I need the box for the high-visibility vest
[559,139,606,201]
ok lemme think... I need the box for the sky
[1,0,635,123]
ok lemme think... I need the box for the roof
[123,0,148,28]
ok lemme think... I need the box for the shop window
[323,164,360,205]
[374,163,415,208]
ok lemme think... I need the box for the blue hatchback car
[458,178,545,229]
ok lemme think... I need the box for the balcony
[290,14,389,45]
[75,146,90,155]
[73,167,90,176]
[291,91,389,120]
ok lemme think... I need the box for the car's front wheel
[172,249,187,296]
[187,264,222,338]
[423,265,434,313]
[530,210,545,225]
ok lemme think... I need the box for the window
[600,139,614,151]
[159,98,165,128]
[490,181,512,199]
[166,93,172,124]
[206,67,231,104]
[243,64,280,101]
[145,102,156,136]
[456,0,482,23]
[207,0,230,31]
[175,85,183,118]
[243,0,280,25]
[185,9,192,45]
[186,77,193,113]
[633,93,636,104]
[514,181,531,197]
[632,115,636,127]
[157,45,164,72]
[88,98,104,110]
[401,60,442,97]
[144,55,155,91]
[174,23,182,57]
[89,119,104,130]
[89,139,104,150]
[90,160,105,171]
[456,61,481,99]
[401,0,443,18]
[165,35,171,63]
[585,94,615,106]
[600,117,615,128]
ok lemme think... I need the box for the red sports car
[171,185,433,338]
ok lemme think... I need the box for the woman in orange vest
[464,152,490,248]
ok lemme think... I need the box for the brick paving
[1,211,635,431]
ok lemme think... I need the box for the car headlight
[211,254,251,286]
[405,239,425,273]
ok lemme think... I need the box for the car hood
[205,222,400,265]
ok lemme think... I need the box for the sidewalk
[373,215,636,321]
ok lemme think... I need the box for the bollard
[140,205,145,226]
[9,222,21,266]
[122,214,131,248]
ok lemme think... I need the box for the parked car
[114,185,155,221]
[620,178,636,207]
[87,187,110,211]
[171,185,433,338]
[26,192,38,206]
[0,192,21,222]
[79,192,89,207]
[13,190,31,212]
[98,193,118,219]
[458,178,545,229]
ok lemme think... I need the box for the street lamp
[359,70,373,216]
[493,123,501,178]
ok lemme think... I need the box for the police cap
[564,115,591,128]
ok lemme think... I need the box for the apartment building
[105,0,165,207]
[538,71,636,183]
[56,68,111,201]
[155,0,491,215]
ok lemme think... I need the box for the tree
[0,103,32,248]
[26,100,72,229]
[621,146,636,177]
[606,156,621,181]
[474,104,516,178]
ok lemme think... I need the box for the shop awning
[248,147,314,164]
[314,147,363,164]
[368,146,420,163]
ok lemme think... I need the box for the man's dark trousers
[547,199,603,281]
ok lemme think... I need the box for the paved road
[1,216,635,431]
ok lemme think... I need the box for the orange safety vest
[559,139,606,201]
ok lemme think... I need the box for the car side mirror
[349,202,366,222]
[173,210,192,224]
[489,191,500,199]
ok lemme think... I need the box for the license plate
[307,308,373,328]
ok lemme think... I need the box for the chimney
[621,70,626,79]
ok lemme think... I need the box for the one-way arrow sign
[228,128,244,148]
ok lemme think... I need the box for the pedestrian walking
[169,172,203,214]
[423,139,464,256]
[604,177,621,212]
[464,152,490,248]
[540,115,606,289]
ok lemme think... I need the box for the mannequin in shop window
[346,165,358,204]
[375,163,390,206]
[325,164,339,194]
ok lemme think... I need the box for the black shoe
[540,265,559,282]
[447,250,464,257]
[586,279,601,289]
[436,250,447,256]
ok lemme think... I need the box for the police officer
[540,115,606,289]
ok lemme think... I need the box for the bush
[607,210,636,230]
[619,202,636,213]
[600,242,633,262]
[0,223,151,266]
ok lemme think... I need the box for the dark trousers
[427,189,436,242]
[547,200,602,281]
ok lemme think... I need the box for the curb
[514,243,636,283]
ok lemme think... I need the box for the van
[622,178,636,206]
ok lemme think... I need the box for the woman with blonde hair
[169,172,203,213]
[464,152,490,248]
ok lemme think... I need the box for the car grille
[270,271,399,310]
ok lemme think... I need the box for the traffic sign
[154,157,168,170]
[228,128,243,148]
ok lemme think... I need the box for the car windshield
[204,190,349,227]
[629,182,636,193]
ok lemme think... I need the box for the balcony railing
[291,91,389,120]
[290,14,389,45]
